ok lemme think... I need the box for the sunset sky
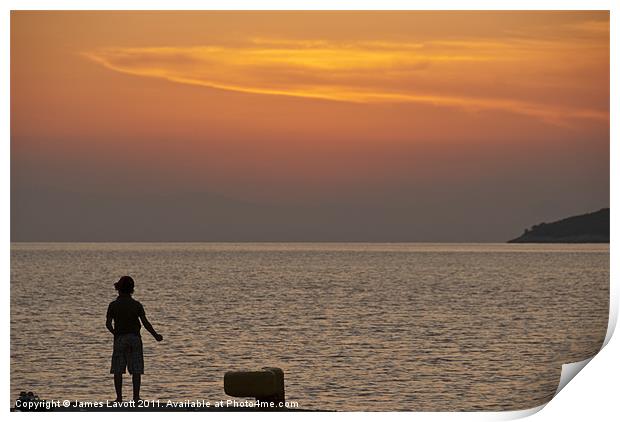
[10,11,609,241]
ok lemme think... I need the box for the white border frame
[3,1,617,421]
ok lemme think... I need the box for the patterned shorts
[110,333,144,374]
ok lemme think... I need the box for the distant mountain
[508,208,609,243]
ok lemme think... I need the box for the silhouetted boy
[106,276,163,402]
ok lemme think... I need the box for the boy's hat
[114,275,134,292]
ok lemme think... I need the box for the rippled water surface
[11,243,609,411]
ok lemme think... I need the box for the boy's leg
[132,374,141,401]
[111,334,129,401]
[114,373,123,401]
[127,334,144,401]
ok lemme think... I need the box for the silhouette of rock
[508,208,609,243]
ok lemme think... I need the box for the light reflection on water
[10,243,608,411]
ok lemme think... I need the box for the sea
[10,243,609,411]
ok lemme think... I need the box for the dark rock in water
[225,367,285,406]
[508,208,609,243]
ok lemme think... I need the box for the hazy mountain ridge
[509,208,609,243]
[11,185,610,243]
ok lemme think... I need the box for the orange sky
[10,11,610,241]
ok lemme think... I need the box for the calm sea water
[10,243,608,411]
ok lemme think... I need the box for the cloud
[84,37,608,125]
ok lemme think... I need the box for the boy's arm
[139,310,163,341]
[106,305,115,335]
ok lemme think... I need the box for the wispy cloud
[84,36,608,124]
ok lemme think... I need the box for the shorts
[110,333,144,374]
